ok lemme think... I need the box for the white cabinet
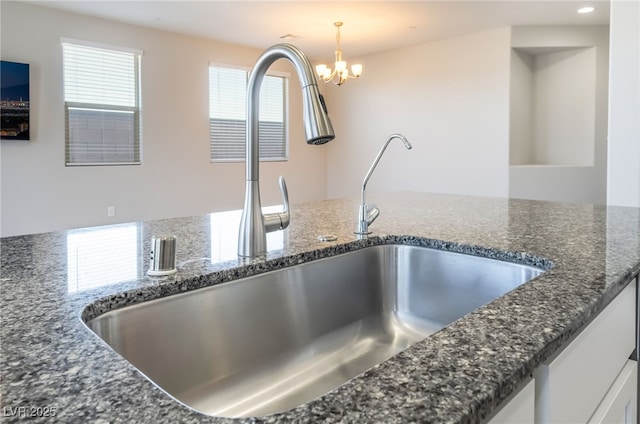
[534,281,636,423]
[589,359,637,424]
[488,379,535,424]
[486,280,637,424]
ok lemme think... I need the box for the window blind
[209,66,288,162]
[62,40,142,165]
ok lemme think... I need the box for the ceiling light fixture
[316,22,362,86]
[578,6,596,13]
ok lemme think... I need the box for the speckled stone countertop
[2,192,640,423]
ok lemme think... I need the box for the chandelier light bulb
[316,22,362,86]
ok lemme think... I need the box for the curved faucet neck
[246,44,318,182]
[360,133,412,205]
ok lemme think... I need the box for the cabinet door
[535,282,636,423]
[588,360,637,424]
[488,379,535,424]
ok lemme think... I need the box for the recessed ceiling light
[578,6,596,14]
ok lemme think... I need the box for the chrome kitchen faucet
[238,44,335,259]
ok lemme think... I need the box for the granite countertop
[2,192,640,423]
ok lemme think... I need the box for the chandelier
[315,22,362,86]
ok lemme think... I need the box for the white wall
[510,50,534,166]
[607,0,640,208]
[531,47,596,166]
[509,26,609,204]
[0,2,329,237]
[325,27,512,200]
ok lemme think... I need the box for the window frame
[62,38,143,166]
[209,63,290,163]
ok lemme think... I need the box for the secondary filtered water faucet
[238,44,335,258]
[355,134,412,236]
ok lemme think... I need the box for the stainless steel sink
[85,244,544,418]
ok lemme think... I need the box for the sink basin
[85,244,545,418]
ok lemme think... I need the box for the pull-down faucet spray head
[301,85,334,145]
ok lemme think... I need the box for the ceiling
[27,1,610,60]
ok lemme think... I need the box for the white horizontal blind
[209,66,288,162]
[63,40,142,165]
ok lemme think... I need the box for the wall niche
[510,45,597,166]
[508,26,609,204]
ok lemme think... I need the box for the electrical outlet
[107,206,116,217]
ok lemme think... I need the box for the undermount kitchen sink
[84,244,545,418]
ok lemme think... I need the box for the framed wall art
[1,60,30,140]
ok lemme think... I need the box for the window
[209,65,288,162]
[62,39,142,165]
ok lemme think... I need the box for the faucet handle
[278,176,290,217]
[355,203,379,235]
[366,204,380,225]
[264,176,290,232]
